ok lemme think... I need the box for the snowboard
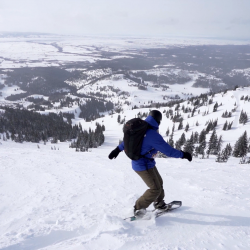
[124,200,182,221]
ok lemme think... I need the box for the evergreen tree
[175,140,182,150]
[185,123,189,132]
[183,137,194,155]
[216,135,223,153]
[178,120,183,130]
[205,121,213,133]
[213,102,219,112]
[172,123,175,133]
[191,107,196,117]
[194,146,199,158]
[194,131,199,144]
[190,132,194,143]
[168,131,174,147]
[218,143,232,162]
[216,151,222,162]
[175,133,186,150]
[223,120,228,131]
[227,121,233,130]
[179,132,186,146]
[91,133,98,148]
[212,119,218,130]
[207,129,218,156]
[79,136,86,152]
[199,129,206,143]
[97,133,105,146]
[175,103,180,111]
[233,131,248,157]
[197,129,207,156]
[221,148,230,162]
[239,110,248,125]
[16,132,24,143]
[166,127,170,136]
[198,139,206,155]
[225,143,232,156]
[216,148,229,163]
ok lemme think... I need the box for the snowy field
[0,35,249,68]
[1,135,250,250]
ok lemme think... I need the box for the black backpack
[123,118,151,160]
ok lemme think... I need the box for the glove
[181,151,192,162]
[108,146,121,159]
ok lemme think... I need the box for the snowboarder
[108,110,192,218]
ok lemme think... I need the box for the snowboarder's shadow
[156,206,250,227]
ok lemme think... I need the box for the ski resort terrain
[1,85,250,250]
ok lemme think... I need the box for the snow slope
[1,87,250,250]
[1,141,250,250]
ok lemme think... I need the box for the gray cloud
[230,18,250,25]
[157,18,179,26]
[0,0,249,39]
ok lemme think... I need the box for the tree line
[0,107,105,150]
[165,127,250,163]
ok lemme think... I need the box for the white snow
[0,85,25,99]
[0,139,250,249]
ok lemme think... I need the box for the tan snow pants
[134,166,165,209]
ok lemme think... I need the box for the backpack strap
[139,125,154,161]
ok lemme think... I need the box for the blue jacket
[118,115,184,171]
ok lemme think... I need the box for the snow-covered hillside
[0,70,209,115]
[1,87,250,249]
[77,75,208,110]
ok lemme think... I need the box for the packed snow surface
[1,141,250,250]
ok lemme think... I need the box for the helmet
[149,110,162,125]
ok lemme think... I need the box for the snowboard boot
[153,200,170,210]
[134,207,147,218]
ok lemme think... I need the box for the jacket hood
[145,115,159,130]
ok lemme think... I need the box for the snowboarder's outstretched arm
[108,142,124,159]
[149,131,192,161]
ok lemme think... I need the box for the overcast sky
[0,0,250,39]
